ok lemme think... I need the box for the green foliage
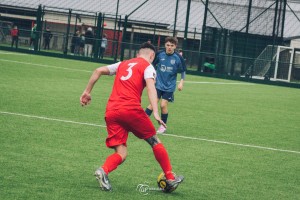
[0,51,300,200]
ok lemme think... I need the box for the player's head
[165,37,178,54]
[138,42,156,63]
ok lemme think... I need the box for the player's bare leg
[145,97,160,116]
[157,100,168,134]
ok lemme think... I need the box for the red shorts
[104,108,156,148]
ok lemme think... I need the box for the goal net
[273,46,294,82]
[251,45,294,82]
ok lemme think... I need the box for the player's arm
[178,71,185,91]
[146,78,166,128]
[80,66,110,106]
[175,52,186,91]
[80,62,120,106]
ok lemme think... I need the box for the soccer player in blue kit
[145,36,186,134]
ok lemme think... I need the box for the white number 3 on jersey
[121,63,137,80]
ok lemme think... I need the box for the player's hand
[80,92,91,106]
[153,112,167,128]
[178,82,183,91]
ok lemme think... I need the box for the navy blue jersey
[153,50,186,92]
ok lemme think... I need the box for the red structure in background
[157,35,160,50]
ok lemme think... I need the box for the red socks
[101,144,174,180]
[152,143,175,180]
[101,153,123,175]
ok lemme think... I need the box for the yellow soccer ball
[157,172,177,193]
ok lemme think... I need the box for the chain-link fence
[1,0,300,83]
[198,0,300,82]
[0,5,123,62]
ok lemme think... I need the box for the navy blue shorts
[157,89,174,102]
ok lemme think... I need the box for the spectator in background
[178,49,183,56]
[203,57,215,73]
[79,31,85,56]
[43,27,53,50]
[84,27,94,57]
[71,30,81,55]
[29,24,37,50]
[100,33,108,59]
[10,25,19,48]
[178,49,186,62]
[70,32,76,55]
[81,23,87,33]
[147,39,152,44]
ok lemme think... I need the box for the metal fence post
[63,9,72,55]
[120,15,128,61]
[183,0,191,52]
[198,0,209,71]
[173,0,179,37]
[94,13,102,59]
[114,15,122,62]
[35,4,43,52]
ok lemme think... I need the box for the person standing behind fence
[43,27,53,50]
[100,33,108,59]
[71,30,81,55]
[10,25,19,48]
[29,24,37,50]
[79,31,85,56]
[84,27,94,57]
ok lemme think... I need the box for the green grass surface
[0,50,300,199]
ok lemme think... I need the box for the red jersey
[105,57,156,111]
[10,29,19,37]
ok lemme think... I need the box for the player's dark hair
[165,36,178,45]
[140,42,156,53]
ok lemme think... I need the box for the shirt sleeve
[175,52,187,72]
[106,62,121,75]
[181,71,186,80]
[144,64,156,80]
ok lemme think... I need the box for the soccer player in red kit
[80,42,184,192]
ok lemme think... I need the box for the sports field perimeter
[0,50,299,199]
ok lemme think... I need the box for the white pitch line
[0,58,254,85]
[181,81,254,85]
[0,111,106,128]
[1,111,299,155]
[164,134,300,154]
[0,58,93,73]
[0,51,28,56]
